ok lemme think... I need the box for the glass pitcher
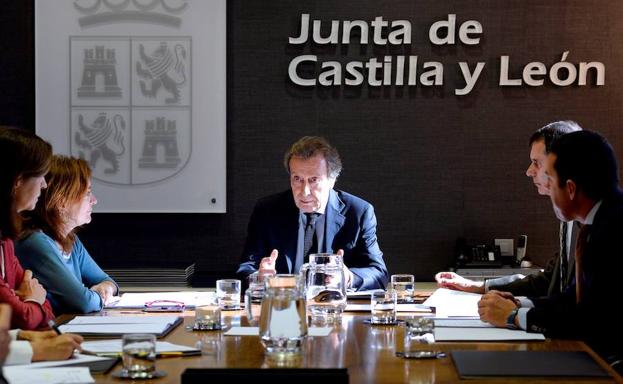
[300,253,347,323]
[259,274,308,358]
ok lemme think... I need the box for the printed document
[423,288,481,317]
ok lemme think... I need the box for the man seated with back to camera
[435,121,581,297]
[237,136,388,290]
[478,130,623,367]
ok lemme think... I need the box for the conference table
[88,285,622,383]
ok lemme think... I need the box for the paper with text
[2,366,94,384]
[423,288,481,317]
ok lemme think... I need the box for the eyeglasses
[144,300,185,312]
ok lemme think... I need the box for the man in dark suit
[479,130,623,364]
[436,121,581,296]
[237,136,388,290]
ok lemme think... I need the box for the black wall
[2,0,622,283]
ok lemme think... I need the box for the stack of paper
[81,339,200,356]
[422,288,481,317]
[2,367,94,384]
[59,315,183,338]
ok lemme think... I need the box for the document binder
[62,356,119,374]
[451,351,609,378]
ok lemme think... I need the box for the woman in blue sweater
[16,156,117,314]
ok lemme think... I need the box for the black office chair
[609,356,623,376]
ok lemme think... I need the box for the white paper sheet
[81,339,198,354]
[224,326,332,337]
[7,353,110,369]
[60,323,172,334]
[2,366,94,384]
[434,327,545,341]
[345,303,432,313]
[59,315,181,335]
[423,288,481,317]
[434,319,493,328]
[66,315,180,325]
[106,291,217,308]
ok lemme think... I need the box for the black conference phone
[454,238,503,268]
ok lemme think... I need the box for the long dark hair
[0,126,52,239]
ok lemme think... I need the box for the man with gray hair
[237,136,388,290]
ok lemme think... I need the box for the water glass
[245,272,266,326]
[194,304,221,330]
[216,279,241,310]
[370,290,397,324]
[121,333,156,378]
[403,317,436,357]
[391,274,415,302]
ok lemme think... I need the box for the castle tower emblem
[139,117,182,169]
[77,46,122,98]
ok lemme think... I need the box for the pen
[48,319,62,335]
[157,352,185,358]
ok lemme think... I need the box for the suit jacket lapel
[325,189,345,254]
[566,221,580,284]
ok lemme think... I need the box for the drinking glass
[121,334,157,378]
[391,274,415,302]
[216,279,241,310]
[403,317,436,358]
[194,303,221,330]
[370,290,397,324]
[244,272,266,326]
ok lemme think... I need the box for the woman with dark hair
[17,155,117,314]
[0,126,56,330]
[0,128,83,364]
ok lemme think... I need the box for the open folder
[59,315,183,338]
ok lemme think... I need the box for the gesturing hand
[434,271,485,294]
[259,249,278,277]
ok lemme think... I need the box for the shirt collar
[584,200,602,225]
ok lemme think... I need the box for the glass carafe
[259,274,307,358]
[300,253,347,323]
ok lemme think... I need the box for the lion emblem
[136,42,187,104]
[75,113,126,174]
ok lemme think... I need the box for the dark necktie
[303,213,320,258]
[294,213,320,273]
[559,221,568,293]
[575,224,591,303]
